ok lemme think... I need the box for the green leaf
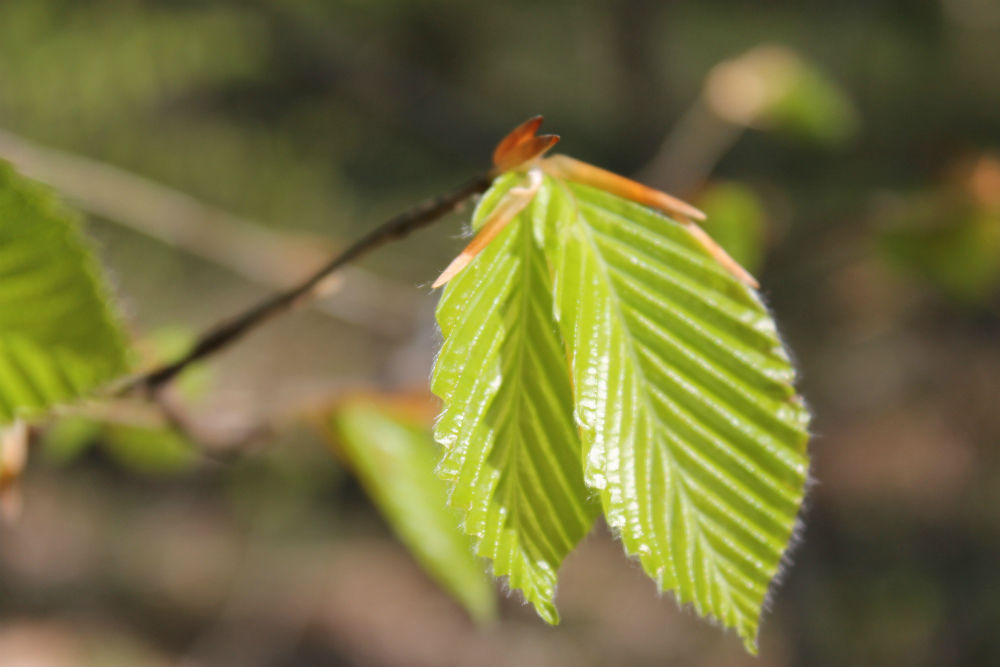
[432,173,600,624]
[0,161,129,423]
[538,175,810,652]
[332,400,497,623]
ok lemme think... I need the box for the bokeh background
[1,1,999,665]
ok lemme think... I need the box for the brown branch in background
[0,128,418,337]
[121,173,493,394]
[636,96,744,195]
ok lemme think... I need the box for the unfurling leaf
[433,168,809,652]
[0,161,129,423]
[331,399,497,623]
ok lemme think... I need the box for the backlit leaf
[432,173,600,623]
[539,175,810,652]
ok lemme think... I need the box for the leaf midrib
[491,217,587,559]
[556,177,761,629]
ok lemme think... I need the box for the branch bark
[120,174,493,394]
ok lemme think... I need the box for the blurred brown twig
[0,128,419,338]
[120,174,492,394]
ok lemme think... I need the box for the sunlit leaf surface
[0,161,129,423]
[435,170,809,650]
[541,175,810,651]
[432,174,600,623]
[333,400,497,623]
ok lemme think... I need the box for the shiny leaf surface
[432,173,600,623]
[540,176,810,652]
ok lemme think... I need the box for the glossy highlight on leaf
[0,161,130,423]
[434,167,810,651]
[544,176,809,652]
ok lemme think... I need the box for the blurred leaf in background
[704,44,858,146]
[329,397,497,624]
[0,161,130,424]
[101,423,198,476]
[878,155,1000,306]
[41,411,197,476]
[40,415,102,464]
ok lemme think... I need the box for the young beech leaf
[0,161,129,423]
[547,175,809,652]
[331,400,497,624]
[434,169,810,652]
[432,172,600,624]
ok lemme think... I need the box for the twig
[120,173,493,394]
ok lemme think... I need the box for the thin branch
[120,173,493,394]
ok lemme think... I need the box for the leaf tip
[736,615,763,655]
[534,601,561,626]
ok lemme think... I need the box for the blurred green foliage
[331,399,496,623]
[0,161,129,423]
[101,423,198,475]
[882,204,1000,304]
[696,181,766,272]
[43,414,197,475]
[879,159,1000,305]
[704,45,859,146]
[41,415,102,464]
[758,51,859,146]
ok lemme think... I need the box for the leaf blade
[541,177,810,651]
[432,173,599,623]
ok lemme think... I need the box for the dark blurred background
[1,0,999,665]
